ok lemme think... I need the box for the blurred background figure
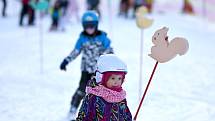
[1,0,7,17]
[142,0,153,13]
[59,0,68,16]
[58,0,80,31]
[49,0,62,31]
[182,0,194,14]
[133,0,154,17]
[58,0,68,31]
[66,0,79,22]
[118,0,130,18]
[86,0,100,16]
[134,0,143,11]
[19,0,36,26]
[133,0,143,17]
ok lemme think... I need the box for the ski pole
[133,61,159,121]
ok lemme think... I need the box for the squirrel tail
[169,37,189,55]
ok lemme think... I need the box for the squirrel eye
[158,33,159,35]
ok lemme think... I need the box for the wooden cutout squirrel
[149,27,189,63]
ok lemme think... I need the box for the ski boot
[67,106,77,121]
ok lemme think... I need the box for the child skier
[59,11,114,120]
[76,54,132,121]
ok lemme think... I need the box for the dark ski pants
[70,71,94,109]
[19,4,35,26]
[51,17,59,28]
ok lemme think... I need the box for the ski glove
[60,59,69,71]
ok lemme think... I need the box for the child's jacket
[76,80,132,121]
[66,31,113,73]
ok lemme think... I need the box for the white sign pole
[39,12,44,74]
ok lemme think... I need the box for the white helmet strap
[95,70,103,83]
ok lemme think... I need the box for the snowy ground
[1,1,215,121]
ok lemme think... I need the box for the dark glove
[60,59,69,71]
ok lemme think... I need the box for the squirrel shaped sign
[149,27,189,63]
[134,27,189,121]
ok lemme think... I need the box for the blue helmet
[82,11,99,29]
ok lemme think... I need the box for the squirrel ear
[166,27,169,31]
[162,27,169,31]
